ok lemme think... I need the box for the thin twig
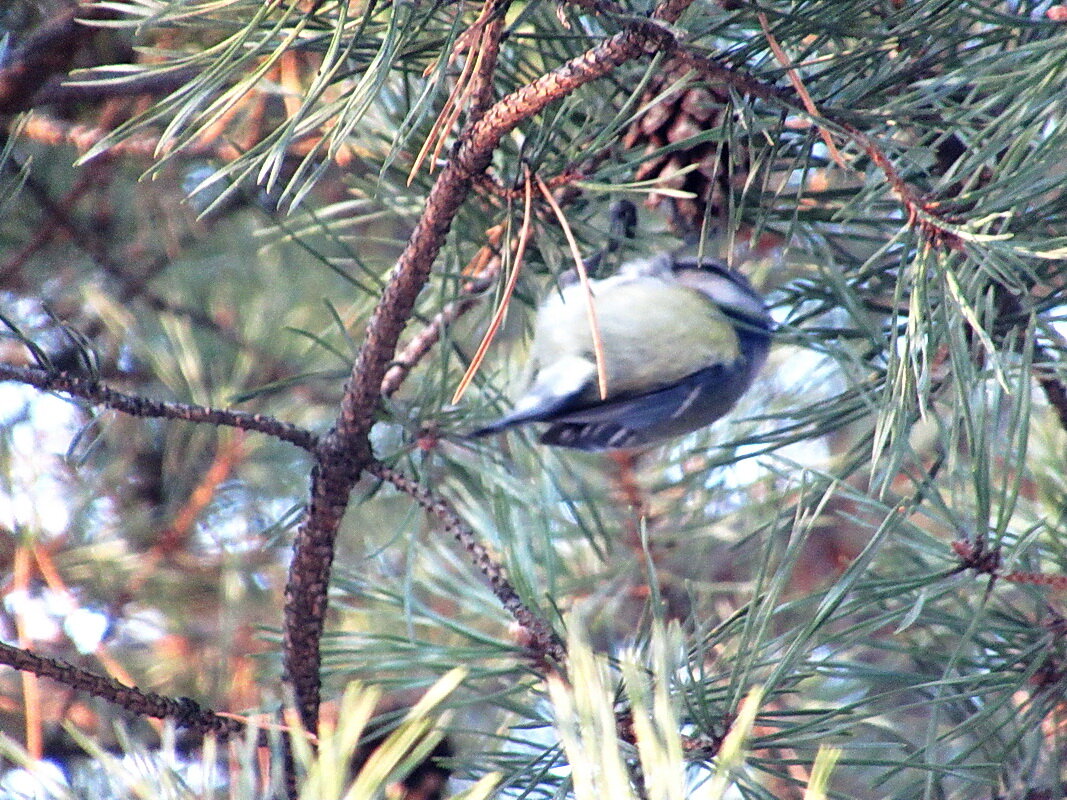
[950,539,1067,589]
[670,48,964,247]
[381,287,490,399]
[0,363,319,451]
[367,461,567,665]
[27,545,163,736]
[756,12,846,169]
[381,223,507,399]
[473,168,583,201]
[11,160,235,336]
[17,111,364,169]
[16,114,241,160]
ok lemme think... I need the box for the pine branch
[0,363,319,450]
[0,641,244,739]
[5,1,1067,794]
[380,268,497,399]
[366,461,567,665]
[281,0,693,740]
[669,33,1067,439]
[670,48,967,245]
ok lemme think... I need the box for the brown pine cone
[621,59,741,235]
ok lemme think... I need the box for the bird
[471,251,773,451]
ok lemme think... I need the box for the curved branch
[671,48,966,246]
[380,274,494,399]
[336,23,678,445]
[282,0,693,734]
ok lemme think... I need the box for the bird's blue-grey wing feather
[469,379,587,437]
[538,360,751,451]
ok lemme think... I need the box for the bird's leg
[608,448,646,548]
[582,199,638,277]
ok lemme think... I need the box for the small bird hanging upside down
[472,250,773,451]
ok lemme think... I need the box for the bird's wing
[539,359,751,451]
[469,356,596,437]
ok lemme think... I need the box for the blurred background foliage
[1,0,1067,797]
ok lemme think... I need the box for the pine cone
[621,60,741,235]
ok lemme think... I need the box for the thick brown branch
[468,1,508,121]
[367,462,567,665]
[282,0,692,735]
[0,640,244,739]
[0,363,319,451]
[671,49,800,111]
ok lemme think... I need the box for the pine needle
[451,168,534,404]
[535,172,609,400]
[408,0,495,183]
[757,12,847,170]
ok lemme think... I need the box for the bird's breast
[532,278,742,399]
